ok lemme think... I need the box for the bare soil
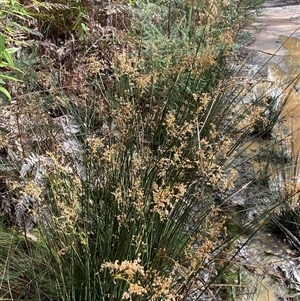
[263,0,300,8]
[248,1,300,65]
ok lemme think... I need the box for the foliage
[3,0,300,300]
[23,0,91,42]
[0,0,30,100]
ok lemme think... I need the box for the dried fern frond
[15,195,37,231]
[20,153,40,178]
[0,196,12,216]
[53,115,81,137]
[20,153,52,185]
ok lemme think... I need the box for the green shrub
[0,0,30,100]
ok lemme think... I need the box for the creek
[231,1,300,300]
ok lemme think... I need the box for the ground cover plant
[0,0,299,300]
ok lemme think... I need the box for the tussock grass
[2,0,299,300]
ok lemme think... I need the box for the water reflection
[279,35,300,156]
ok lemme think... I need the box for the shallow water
[251,34,300,301]
[279,35,300,155]
[236,3,300,300]
[256,278,278,301]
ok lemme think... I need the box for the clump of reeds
[3,0,297,300]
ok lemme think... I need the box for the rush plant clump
[1,0,296,300]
